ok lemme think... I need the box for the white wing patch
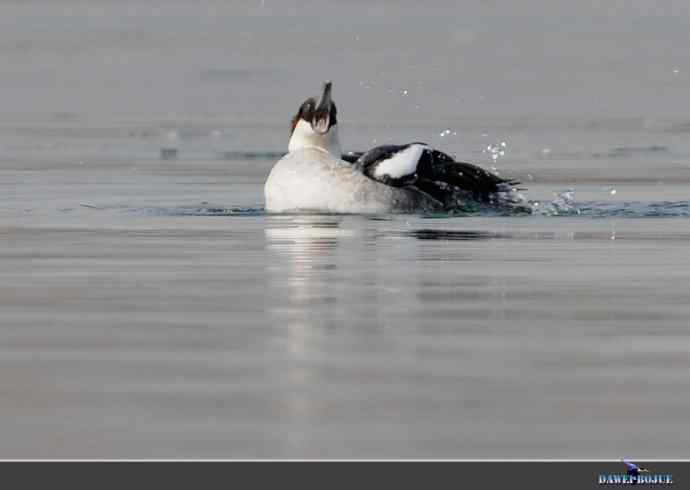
[372,144,428,179]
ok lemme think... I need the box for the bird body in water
[264,82,522,214]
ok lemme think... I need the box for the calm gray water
[1,1,690,458]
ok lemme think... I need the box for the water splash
[483,140,508,163]
[534,188,581,216]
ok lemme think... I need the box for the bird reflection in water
[406,229,511,241]
[264,216,353,447]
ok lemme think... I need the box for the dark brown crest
[290,97,316,135]
[289,83,338,136]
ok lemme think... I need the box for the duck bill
[311,81,333,134]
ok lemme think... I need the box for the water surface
[1,1,690,458]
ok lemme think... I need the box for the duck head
[288,81,341,156]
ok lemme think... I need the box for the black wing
[345,144,519,205]
[415,148,519,203]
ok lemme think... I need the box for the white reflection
[264,216,353,443]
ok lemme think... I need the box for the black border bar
[0,461,686,490]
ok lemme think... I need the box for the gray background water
[1,1,690,458]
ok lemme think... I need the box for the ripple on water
[76,196,690,220]
[137,206,266,217]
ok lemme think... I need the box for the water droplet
[402,89,408,96]
[527,174,534,181]
[673,69,679,74]
[541,148,551,155]
[500,141,507,147]
[610,188,617,195]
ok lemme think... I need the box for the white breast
[264,148,434,214]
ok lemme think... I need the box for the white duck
[264,82,518,214]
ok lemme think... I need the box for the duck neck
[288,120,342,157]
